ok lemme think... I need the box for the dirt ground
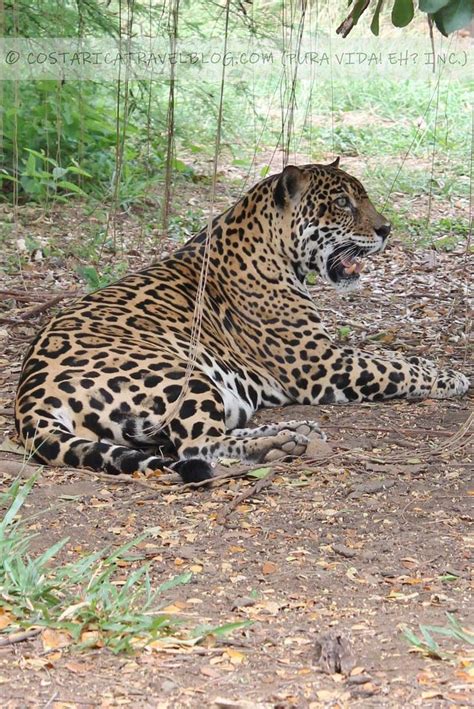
[0,193,472,707]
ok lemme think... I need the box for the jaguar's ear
[328,157,340,168]
[274,165,304,209]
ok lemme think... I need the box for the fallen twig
[169,463,263,493]
[0,457,44,477]
[304,413,473,467]
[216,466,279,523]
[0,628,41,647]
[16,293,73,321]
[322,424,454,437]
[64,465,177,491]
[0,288,79,301]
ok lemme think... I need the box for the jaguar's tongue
[341,255,362,275]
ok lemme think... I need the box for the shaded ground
[0,189,472,707]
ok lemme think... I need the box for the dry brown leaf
[224,648,246,665]
[80,630,103,648]
[0,609,14,630]
[24,657,55,670]
[41,627,72,651]
[262,561,277,575]
[64,660,95,674]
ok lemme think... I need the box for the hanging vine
[162,0,180,234]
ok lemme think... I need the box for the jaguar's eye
[335,195,351,209]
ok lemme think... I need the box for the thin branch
[216,466,279,523]
[336,1,370,38]
[0,628,41,647]
[0,289,77,302]
[18,293,77,319]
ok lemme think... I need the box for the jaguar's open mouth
[327,245,369,284]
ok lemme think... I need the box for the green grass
[402,613,474,664]
[365,163,470,202]
[403,216,470,249]
[0,475,249,653]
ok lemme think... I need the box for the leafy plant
[338,325,352,339]
[339,0,473,37]
[0,475,250,653]
[402,613,474,664]
[19,149,91,202]
[76,262,129,291]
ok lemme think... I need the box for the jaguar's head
[272,160,391,292]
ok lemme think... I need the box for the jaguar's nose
[375,223,391,239]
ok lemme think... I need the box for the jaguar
[15,160,470,483]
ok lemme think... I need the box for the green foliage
[76,262,129,291]
[346,0,472,36]
[401,216,470,249]
[0,0,471,213]
[402,613,474,663]
[19,149,90,201]
[1,81,119,201]
[420,0,473,35]
[338,325,352,339]
[391,0,415,27]
[167,208,205,243]
[247,466,271,479]
[0,475,250,653]
[3,0,119,37]
[370,0,386,35]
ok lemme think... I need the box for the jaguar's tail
[16,415,213,484]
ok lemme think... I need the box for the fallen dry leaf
[41,627,72,651]
[224,648,246,665]
[0,609,14,630]
[64,660,95,674]
[262,561,277,575]
[80,630,103,648]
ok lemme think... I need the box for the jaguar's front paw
[282,420,327,441]
[431,369,470,399]
[262,432,309,462]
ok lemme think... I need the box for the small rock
[332,543,356,559]
[177,545,196,560]
[231,596,256,610]
[347,479,396,499]
[315,631,355,675]
[306,436,333,459]
[347,673,373,685]
[161,680,177,693]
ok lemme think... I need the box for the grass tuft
[0,475,250,653]
[402,613,474,665]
